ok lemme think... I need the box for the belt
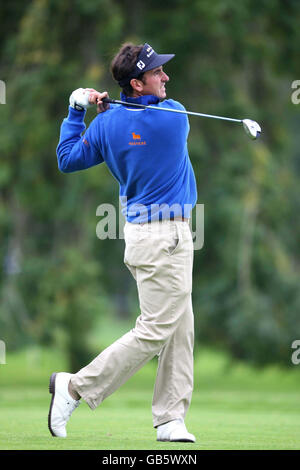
[170,216,189,222]
[138,216,189,224]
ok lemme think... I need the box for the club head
[242,119,261,140]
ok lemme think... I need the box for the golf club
[102,97,262,140]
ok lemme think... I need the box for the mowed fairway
[0,348,300,450]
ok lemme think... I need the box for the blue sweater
[56,94,197,223]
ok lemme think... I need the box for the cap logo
[136,60,145,70]
[146,46,154,58]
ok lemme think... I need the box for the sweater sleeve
[56,106,104,173]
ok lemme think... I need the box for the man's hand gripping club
[69,88,110,114]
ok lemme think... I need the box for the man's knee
[134,315,184,347]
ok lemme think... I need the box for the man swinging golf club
[49,42,197,442]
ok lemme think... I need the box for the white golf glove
[69,88,93,111]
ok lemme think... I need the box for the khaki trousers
[71,220,194,427]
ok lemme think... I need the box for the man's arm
[56,89,109,173]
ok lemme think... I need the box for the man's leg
[152,293,194,428]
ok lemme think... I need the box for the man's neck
[131,91,143,98]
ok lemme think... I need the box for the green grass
[1,346,300,450]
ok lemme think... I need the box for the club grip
[102,97,115,104]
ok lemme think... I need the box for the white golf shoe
[48,372,80,437]
[157,419,196,442]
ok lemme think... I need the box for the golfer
[48,42,197,442]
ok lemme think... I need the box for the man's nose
[162,72,169,82]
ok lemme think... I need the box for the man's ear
[130,78,144,94]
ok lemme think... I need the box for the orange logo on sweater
[132,132,141,140]
[129,132,146,146]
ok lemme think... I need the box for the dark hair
[110,42,145,96]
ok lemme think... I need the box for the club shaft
[102,98,242,124]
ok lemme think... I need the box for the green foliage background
[1,0,300,371]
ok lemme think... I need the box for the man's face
[137,66,170,99]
